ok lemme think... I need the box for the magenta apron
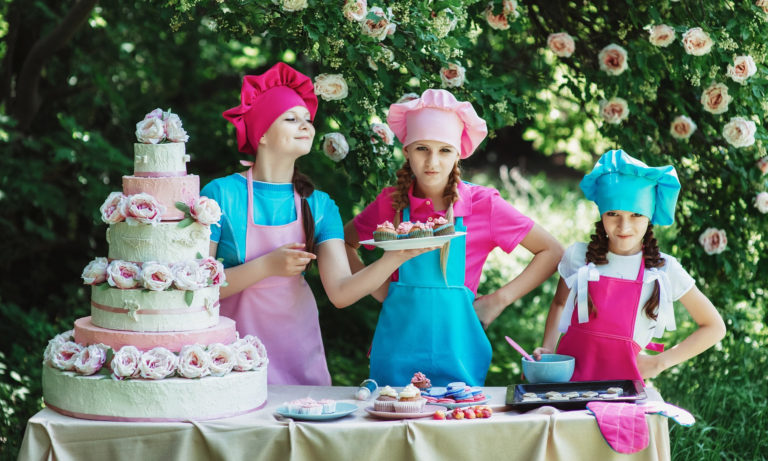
[556,258,645,383]
[219,168,331,385]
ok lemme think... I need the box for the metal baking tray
[505,379,646,411]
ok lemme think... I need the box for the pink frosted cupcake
[393,384,426,413]
[396,221,414,239]
[373,221,397,241]
[432,216,454,236]
[410,372,432,391]
[410,221,433,239]
[317,399,337,414]
[374,385,398,411]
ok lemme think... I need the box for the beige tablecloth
[18,385,670,461]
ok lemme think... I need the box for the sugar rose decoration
[322,132,350,162]
[547,32,575,58]
[73,344,107,376]
[360,6,396,41]
[755,192,768,213]
[722,116,757,148]
[599,97,629,124]
[111,345,142,380]
[207,343,236,376]
[136,108,189,144]
[177,344,212,379]
[342,0,367,22]
[198,257,226,286]
[370,123,395,145]
[119,193,165,226]
[699,228,727,255]
[700,82,731,114]
[314,73,349,101]
[726,55,757,85]
[100,191,126,224]
[106,260,141,289]
[670,115,697,140]
[682,27,714,56]
[138,347,178,380]
[82,257,109,285]
[598,44,628,76]
[648,24,676,47]
[440,62,466,88]
[190,196,222,226]
[140,262,174,291]
[171,261,206,291]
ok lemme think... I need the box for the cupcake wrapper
[373,230,397,241]
[374,400,396,412]
[393,399,426,413]
[410,229,433,239]
[321,402,337,414]
[434,224,455,236]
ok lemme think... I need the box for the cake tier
[90,285,220,332]
[43,365,267,422]
[74,316,237,352]
[123,175,199,221]
[133,142,189,177]
[107,221,210,263]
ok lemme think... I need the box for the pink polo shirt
[353,181,535,294]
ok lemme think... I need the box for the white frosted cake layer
[43,365,268,422]
[90,286,220,332]
[133,142,189,177]
[107,221,210,263]
[74,316,237,352]
[123,175,199,221]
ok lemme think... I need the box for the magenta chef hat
[386,89,487,158]
[222,62,318,155]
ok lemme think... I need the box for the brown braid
[585,221,665,320]
[292,168,316,257]
[442,161,461,206]
[390,160,414,226]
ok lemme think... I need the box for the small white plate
[360,232,466,251]
[275,402,358,421]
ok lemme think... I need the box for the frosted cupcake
[410,221,433,239]
[374,385,398,411]
[393,384,426,413]
[396,221,414,239]
[373,221,397,241]
[432,216,454,236]
[318,399,337,414]
[410,372,432,391]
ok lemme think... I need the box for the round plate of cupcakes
[360,219,466,251]
[276,398,358,421]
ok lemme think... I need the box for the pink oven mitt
[587,401,696,454]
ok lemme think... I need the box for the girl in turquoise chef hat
[534,150,725,383]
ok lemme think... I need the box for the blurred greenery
[1,1,766,460]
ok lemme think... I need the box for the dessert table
[18,385,670,461]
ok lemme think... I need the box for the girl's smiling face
[601,210,650,255]
[404,140,459,198]
[260,106,315,157]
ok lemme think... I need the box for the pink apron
[556,259,645,383]
[219,168,331,385]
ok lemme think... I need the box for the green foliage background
[1,0,766,459]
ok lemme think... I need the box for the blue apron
[369,208,492,386]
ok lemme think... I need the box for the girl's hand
[532,347,553,360]
[380,246,440,264]
[636,353,664,379]
[264,242,317,277]
[473,293,503,329]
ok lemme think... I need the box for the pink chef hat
[222,62,318,155]
[386,89,487,159]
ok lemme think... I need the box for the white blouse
[557,242,696,348]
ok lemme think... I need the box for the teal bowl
[522,354,575,383]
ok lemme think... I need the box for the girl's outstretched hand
[532,347,553,360]
[380,246,440,264]
[265,242,317,277]
[636,353,664,379]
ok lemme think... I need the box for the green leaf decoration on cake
[184,290,194,306]
[98,349,115,377]
[196,252,204,259]
[175,201,191,214]
[177,217,195,229]
[98,283,111,291]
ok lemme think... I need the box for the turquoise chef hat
[580,149,681,225]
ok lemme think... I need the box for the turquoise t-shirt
[201,173,344,268]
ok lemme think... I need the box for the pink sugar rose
[236,335,268,368]
[207,343,236,376]
[547,32,575,58]
[682,27,714,56]
[370,123,395,146]
[82,257,109,285]
[648,25,675,47]
[44,330,74,367]
[190,196,222,226]
[135,117,165,144]
[360,6,396,41]
[73,344,107,376]
[171,260,206,291]
[140,262,174,291]
[726,55,757,85]
[722,116,757,148]
[670,115,697,140]
[198,257,226,286]
[699,228,727,255]
[106,260,141,289]
[700,83,731,115]
[139,347,178,380]
[598,44,628,76]
[232,342,261,372]
[164,113,189,143]
[177,344,212,378]
[440,62,465,88]
[110,345,142,380]
[144,108,164,120]
[120,193,165,226]
[51,341,84,371]
[599,97,629,125]
[100,191,126,224]
[343,0,367,22]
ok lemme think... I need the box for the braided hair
[291,167,316,257]
[585,221,665,320]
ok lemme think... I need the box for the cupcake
[432,216,454,236]
[318,399,337,414]
[410,372,432,391]
[373,221,397,241]
[374,385,398,412]
[410,221,433,239]
[394,384,426,413]
[396,221,414,239]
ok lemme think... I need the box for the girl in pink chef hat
[202,63,430,386]
[344,89,564,386]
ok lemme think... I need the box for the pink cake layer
[74,316,237,352]
[122,175,199,221]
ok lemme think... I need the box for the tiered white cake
[41,110,268,422]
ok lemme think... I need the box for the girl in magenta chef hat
[344,89,564,386]
[533,150,725,383]
[202,63,429,385]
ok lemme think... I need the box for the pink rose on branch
[314,73,349,101]
[106,260,141,289]
[599,97,629,124]
[598,44,628,76]
[700,82,731,114]
[757,156,768,175]
[370,123,395,145]
[722,116,757,148]
[699,228,728,255]
[648,25,676,47]
[547,32,575,57]
[670,115,697,140]
[682,27,714,56]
